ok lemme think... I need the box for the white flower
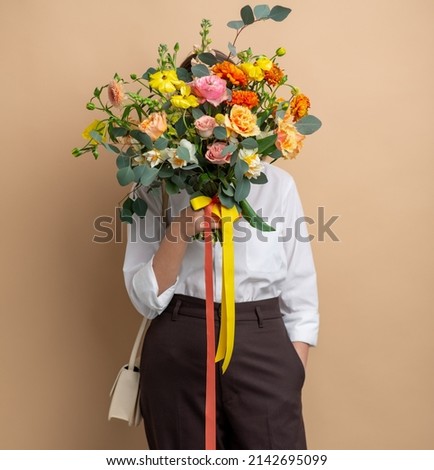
[179,139,198,164]
[239,148,264,179]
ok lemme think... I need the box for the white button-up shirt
[123,162,320,346]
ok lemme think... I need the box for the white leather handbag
[108,317,150,426]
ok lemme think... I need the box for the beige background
[0,0,433,449]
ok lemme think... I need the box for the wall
[0,0,433,449]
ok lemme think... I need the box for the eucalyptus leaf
[174,116,187,137]
[240,5,255,25]
[269,148,283,159]
[176,67,191,82]
[130,130,153,149]
[230,149,239,166]
[119,206,133,224]
[191,107,204,120]
[221,184,235,197]
[294,115,323,135]
[254,4,270,19]
[140,166,159,186]
[164,179,179,195]
[191,64,210,78]
[221,144,237,157]
[213,126,227,140]
[89,130,103,144]
[176,146,191,161]
[111,126,128,138]
[142,67,157,80]
[133,165,146,181]
[234,177,251,202]
[103,143,120,154]
[154,137,168,150]
[198,53,218,66]
[250,172,268,184]
[218,189,235,209]
[227,20,244,30]
[241,138,258,150]
[269,5,292,22]
[235,160,249,180]
[123,197,133,212]
[158,165,174,178]
[116,153,130,169]
[132,197,148,217]
[117,166,135,186]
[228,42,237,56]
[276,109,286,120]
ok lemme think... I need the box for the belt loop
[171,298,182,321]
[255,306,264,328]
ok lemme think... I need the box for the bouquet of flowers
[72,4,321,233]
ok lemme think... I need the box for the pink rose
[194,115,217,138]
[190,75,228,107]
[205,142,231,165]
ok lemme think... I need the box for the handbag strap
[127,317,150,370]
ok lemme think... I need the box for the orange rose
[225,104,260,138]
[290,93,311,122]
[276,112,305,159]
[138,112,167,141]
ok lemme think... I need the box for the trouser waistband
[163,293,282,323]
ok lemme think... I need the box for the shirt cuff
[132,255,179,314]
[282,310,320,347]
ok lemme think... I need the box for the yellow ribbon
[191,195,240,372]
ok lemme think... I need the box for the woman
[122,53,320,450]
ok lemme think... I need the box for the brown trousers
[139,294,307,450]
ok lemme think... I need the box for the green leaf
[176,146,190,161]
[174,116,187,137]
[240,5,255,25]
[191,108,204,120]
[111,127,128,138]
[241,138,258,150]
[164,179,179,195]
[218,188,235,208]
[228,42,237,56]
[269,5,292,22]
[142,67,157,80]
[269,148,282,159]
[119,200,133,224]
[294,115,322,135]
[171,174,186,189]
[103,143,120,154]
[130,130,153,149]
[133,165,146,181]
[221,184,234,196]
[239,199,275,231]
[234,177,251,202]
[176,67,191,82]
[154,137,168,150]
[235,159,249,180]
[116,153,130,169]
[254,4,270,19]
[250,172,268,184]
[213,126,227,140]
[117,167,135,186]
[230,149,239,166]
[257,134,277,154]
[198,53,218,66]
[191,64,210,78]
[158,165,174,178]
[132,197,148,217]
[89,130,103,144]
[140,166,159,186]
[227,20,244,29]
[221,144,237,157]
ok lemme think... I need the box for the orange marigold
[264,64,284,86]
[290,93,311,122]
[228,90,259,109]
[212,61,248,87]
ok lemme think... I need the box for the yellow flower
[239,62,264,82]
[149,70,182,94]
[255,56,273,71]
[82,120,107,144]
[225,104,260,138]
[276,112,305,159]
[239,148,264,179]
[171,84,199,109]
